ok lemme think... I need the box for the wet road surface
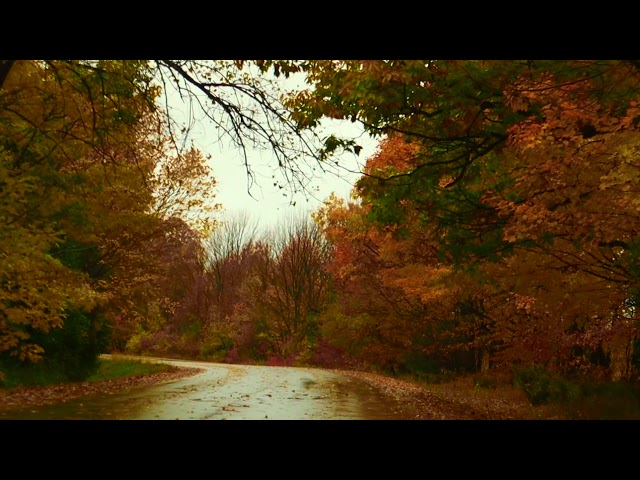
[0,357,419,420]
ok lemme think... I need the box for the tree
[286,60,640,262]
[0,60,220,380]
[113,216,215,358]
[199,212,263,361]
[314,178,481,374]
[300,61,640,379]
[1,59,360,378]
[250,216,332,360]
[0,60,154,371]
[205,211,260,313]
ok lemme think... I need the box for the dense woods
[2,60,640,415]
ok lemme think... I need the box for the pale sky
[159,66,380,231]
[204,121,378,230]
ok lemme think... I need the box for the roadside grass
[0,356,179,390]
[86,357,180,383]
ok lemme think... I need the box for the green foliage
[1,60,222,378]
[28,309,111,382]
[199,342,230,363]
[513,369,640,419]
[403,352,456,385]
[51,240,105,279]
[400,350,442,378]
[0,355,69,389]
[380,350,470,384]
[565,381,640,420]
[513,366,580,406]
[0,356,177,388]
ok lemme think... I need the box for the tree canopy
[3,59,640,391]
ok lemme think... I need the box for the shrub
[567,381,640,420]
[309,338,349,368]
[29,309,110,382]
[0,309,110,386]
[513,366,578,406]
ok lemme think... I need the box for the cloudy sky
[205,121,379,230]
[161,70,380,231]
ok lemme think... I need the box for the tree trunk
[481,349,490,372]
[609,343,628,381]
